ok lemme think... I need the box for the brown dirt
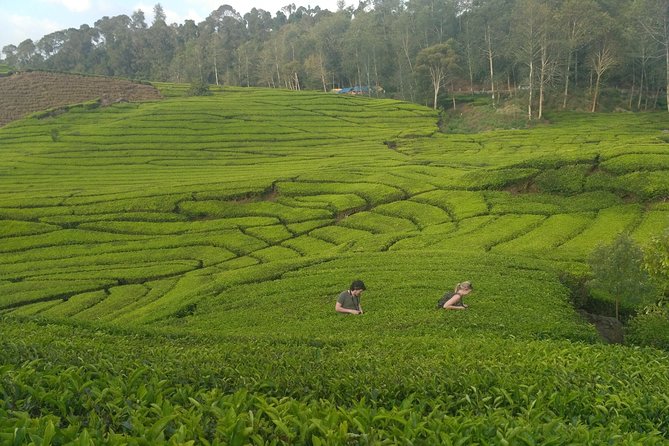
[578,310,624,344]
[0,71,162,127]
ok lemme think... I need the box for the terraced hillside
[1,87,668,444]
[0,71,161,127]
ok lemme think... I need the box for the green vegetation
[4,1,668,117]
[588,234,658,320]
[187,81,213,97]
[1,86,669,444]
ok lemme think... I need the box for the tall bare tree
[458,0,514,106]
[587,10,619,113]
[416,40,460,109]
[590,40,617,112]
[635,0,669,111]
[511,0,544,120]
[557,0,601,109]
[535,2,558,120]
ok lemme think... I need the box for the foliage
[416,40,460,109]
[1,317,668,444]
[644,228,669,293]
[1,88,669,442]
[186,81,212,96]
[2,1,668,113]
[441,103,529,133]
[587,233,658,319]
[534,164,590,194]
[0,63,13,75]
[626,304,669,350]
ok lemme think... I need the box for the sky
[0,0,342,54]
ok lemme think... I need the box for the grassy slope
[1,87,669,444]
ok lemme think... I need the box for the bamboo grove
[2,0,669,115]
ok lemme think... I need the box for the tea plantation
[1,86,668,444]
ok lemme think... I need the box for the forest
[2,0,668,116]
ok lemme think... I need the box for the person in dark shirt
[436,281,473,310]
[335,280,366,315]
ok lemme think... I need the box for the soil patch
[0,71,162,127]
[578,310,624,344]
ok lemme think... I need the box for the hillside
[0,71,162,127]
[1,86,668,444]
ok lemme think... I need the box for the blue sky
[1,0,342,54]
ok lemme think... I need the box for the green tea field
[1,86,668,444]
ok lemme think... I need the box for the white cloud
[44,0,92,13]
[183,0,223,13]
[133,2,153,16]
[2,14,62,46]
[163,7,204,26]
[183,9,205,22]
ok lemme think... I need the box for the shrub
[186,82,212,96]
[534,164,589,194]
[587,233,658,320]
[644,228,669,293]
[626,308,669,350]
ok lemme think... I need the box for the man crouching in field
[335,280,366,315]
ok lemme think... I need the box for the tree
[535,2,559,120]
[557,0,600,109]
[37,30,68,61]
[416,40,460,109]
[623,4,658,111]
[44,25,99,72]
[588,233,657,320]
[589,38,617,112]
[459,0,514,107]
[582,8,619,112]
[627,228,669,349]
[131,9,147,31]
[202,5,246,85]
[244,8,273,42]
[2,44,18,66]
[342,9,391,94]
[510,0,553,120]
[16,39,40,68]
[645,228,669,295]
[406,0,459,47]
[170,39,205,83]
[634,0,669,112]
[153,3,167,25]
[309,11,350,89]
[144,4,177,80]
[0,0,657,113]
[94,15,134,77]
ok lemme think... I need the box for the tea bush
[626,311,669,350]
[1,88,668,443]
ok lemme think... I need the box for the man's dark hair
[350,280,366,290]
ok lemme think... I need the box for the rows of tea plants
[1,86,669,443]
[0,90,666,313]
[1,88,667,322]
[1,317,668,444]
